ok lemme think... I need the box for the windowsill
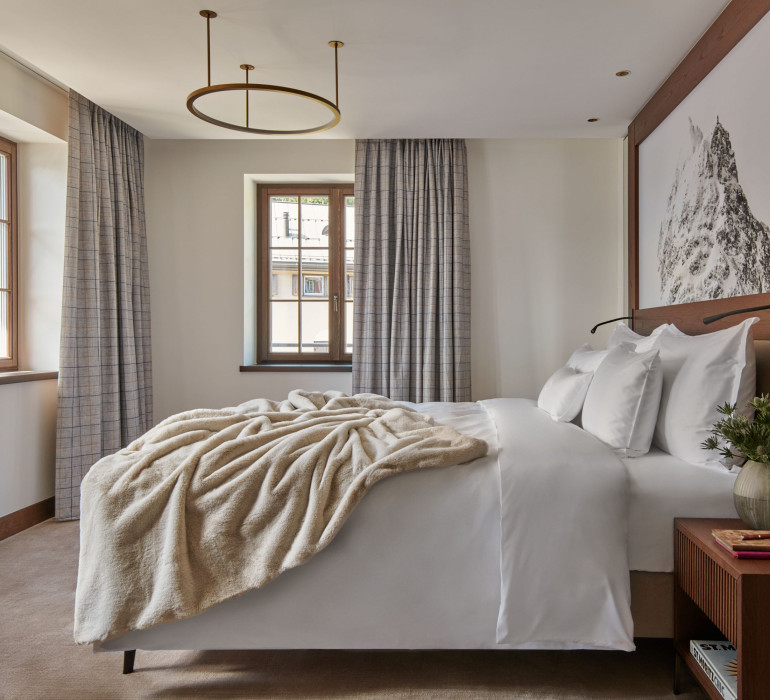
[240,364,352,373]
[0,370,58,385]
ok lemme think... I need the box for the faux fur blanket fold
[74,391,487,644]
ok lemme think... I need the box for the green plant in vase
[703,395,770,529]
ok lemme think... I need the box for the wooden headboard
[633,294,770,396]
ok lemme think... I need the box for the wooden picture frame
[627,0,770,339]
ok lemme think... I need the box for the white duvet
[102,398,634,652]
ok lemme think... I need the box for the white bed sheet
[626,448,738,572]
[100,399,634,652]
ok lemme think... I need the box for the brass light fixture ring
[186,83,341,135]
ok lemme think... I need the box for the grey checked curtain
[55,91,153,521]
[353,139,471,402]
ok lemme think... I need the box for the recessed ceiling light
[615,70,630,77]
[587,118,599,123]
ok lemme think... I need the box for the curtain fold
[352,139,471,402]
[55,91,153,521]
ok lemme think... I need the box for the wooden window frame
[0,136,18,371]
[256,183,353,367]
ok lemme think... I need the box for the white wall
[145,139,356,421]
[147,137,623,417]
[0,379,58,517]
[0,60,67,518]
[468,139,623,400]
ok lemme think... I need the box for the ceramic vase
[733,460,770,530]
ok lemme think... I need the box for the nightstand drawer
[675,529,738,643]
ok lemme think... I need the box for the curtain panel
[55,91,153,521]
[352,139,471,402]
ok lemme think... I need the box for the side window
[0,136,17,370]
[257,184,354,364]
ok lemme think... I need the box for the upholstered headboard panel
[633,293,770,396]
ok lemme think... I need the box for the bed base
[116,572,672,675]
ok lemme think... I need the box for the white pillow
[607,322,668,353]
[582,343,663,457]
[653,317,758,466]
[537,366,594,422]
[567,344,607,372]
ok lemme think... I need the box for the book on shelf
[690,640,738,700]
[712,528,770,556]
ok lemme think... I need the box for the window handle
[333,293,339,312]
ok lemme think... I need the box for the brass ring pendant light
[186,10,343,135]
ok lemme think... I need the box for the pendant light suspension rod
[241,64,254,128]
[200,9,217,87]
[329,40,343,107]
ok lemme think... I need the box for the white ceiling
[0,0,730,140]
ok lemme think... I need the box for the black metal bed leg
[123,649,136,674]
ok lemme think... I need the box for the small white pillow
[653,317,758,466]
[607,322,668,353]
[582,343,663,457]
[537,366,594,422]
[567,344,607,372]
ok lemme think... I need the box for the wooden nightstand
[674,518,770,700]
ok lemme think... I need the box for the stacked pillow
[537,318,758,465]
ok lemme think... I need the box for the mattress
[625,448,738,572]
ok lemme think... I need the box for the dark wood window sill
[240,364,352,373]
[0,370,58,385]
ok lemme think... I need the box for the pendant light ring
[186,82,341,135]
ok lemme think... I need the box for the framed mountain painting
[637,10,770,309]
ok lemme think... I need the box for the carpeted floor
[1,520,706,699]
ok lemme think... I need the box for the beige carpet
[1,519,706,700]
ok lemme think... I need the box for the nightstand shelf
[674,518,770,700]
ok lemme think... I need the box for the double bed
[75,295,769,672]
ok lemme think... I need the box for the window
[257,184,354,365]
[0,136,17,371]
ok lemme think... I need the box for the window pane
[270,250,298,299]
[300,196,329,247]
[270,196,298,247]
[345,301,353,354]
[270,302,298,353]
[0,290,8,358]
[301,250,328,298]
[345,249,353,300]
[344,196,354,247]
[301,301,328,353]
[0,223,7,289]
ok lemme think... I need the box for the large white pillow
[582,343,663,457]
[653,317,758,466]
[607,322,668,353]
[537,366,594,422]
[567,344,607,372]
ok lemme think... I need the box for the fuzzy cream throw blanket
[74,391,487,643]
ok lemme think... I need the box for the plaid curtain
[55,91,153,521]
[352,139,471,402]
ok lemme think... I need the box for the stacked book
[711,528,770,558]
[690,640,737,700]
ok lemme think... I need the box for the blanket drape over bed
[74,391,487,644]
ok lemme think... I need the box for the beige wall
[467,139,623,400]
[0,63,67,518]
[147,137,623,418]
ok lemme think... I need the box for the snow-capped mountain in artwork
[658,117,770,304]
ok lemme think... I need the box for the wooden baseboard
[0,497,55,541]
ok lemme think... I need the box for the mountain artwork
[657,117,770,304]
